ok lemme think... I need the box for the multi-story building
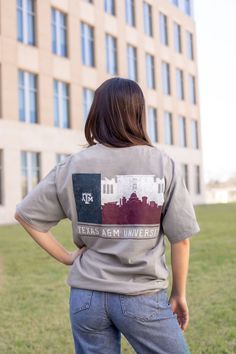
[0,0,204,225]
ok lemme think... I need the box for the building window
[171,0,179,6]
[185,0,192,16]
[104,0,115,15]
[194,165,201,194]
[18,70,37,123]
[181,163,189,190]
[189,74,197,104]
[105,33,118,75]
[148,107,158,143]
[191,120,199,149]
[51,8,67,57]
[56,153,70,164]
[21,151,40,198]
[0,150,3,205]
[174,22,182,53]
[83,0,93,3]
[146,53,155,89]
[127,44,138,81]
[125,0,135,27]
[164,112,173,145]
[83,88,94,122]
[178,116,187,147]
[53,80,70,128]
[159,12,168,46]
[17,0,36,45]
[143,1,153,36]
[162,62,171,95]
[186,31,194,60]
[81,22,95,67]
[176,68,184,100]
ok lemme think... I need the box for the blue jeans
[69,287,190,354]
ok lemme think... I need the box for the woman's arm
[15,212,86,265]
[169,238,190,331]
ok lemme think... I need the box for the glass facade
[51,8,67,57]
[148,107,158,143]
[162,62,171,95]
[21,151,40,198]
[127,44,138,81]
[53,80,70,128]
[143,1,153,36]
[83,88,94,122]
[105,34,118,75]
[164,111,173,145]
[159,12,168,46]
[18,70,37,123]
[146,53,155,89]
[81,22,95,66]
[17,0,36,45]
[125,0,135,27]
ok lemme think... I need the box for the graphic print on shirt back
[72,173,165,239]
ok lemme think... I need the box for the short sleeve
[161,156,200,244]
[15,165,67,232]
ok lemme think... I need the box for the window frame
[82,87,94,122]
[21,151,40,198]
[125,0,136,27]
[162,61,171,96]
[51,7,68,57]
[127,44,138,81]
[104,0,116,16]
[159,12,168,46]
[178,116,187,147]
[148,106,158,143]
[18,69,38,124]
[105,33,118,75]
[143,1,153,37]
[81,22,95,67]
[146,53,155,89]
[164,111,173,145]
[53,79,70,129]
[17,0,36,46]
[174,22,182,53]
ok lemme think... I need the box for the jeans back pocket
[69,287,93,315]
[119,288,174,322]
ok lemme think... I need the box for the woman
[15,77,200,354]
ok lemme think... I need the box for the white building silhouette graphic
[101,175,165,206]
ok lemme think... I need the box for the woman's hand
[65,246,87,266]
[168,294,189,331]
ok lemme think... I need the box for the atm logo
[82,192,94,205]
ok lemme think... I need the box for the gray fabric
[16,143,200,295]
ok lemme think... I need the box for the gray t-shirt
[16,143,200,295]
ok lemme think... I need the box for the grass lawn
[0,203,235,353]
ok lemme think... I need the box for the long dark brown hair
[82,77,153,148]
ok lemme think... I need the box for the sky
[194,0,236,183]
